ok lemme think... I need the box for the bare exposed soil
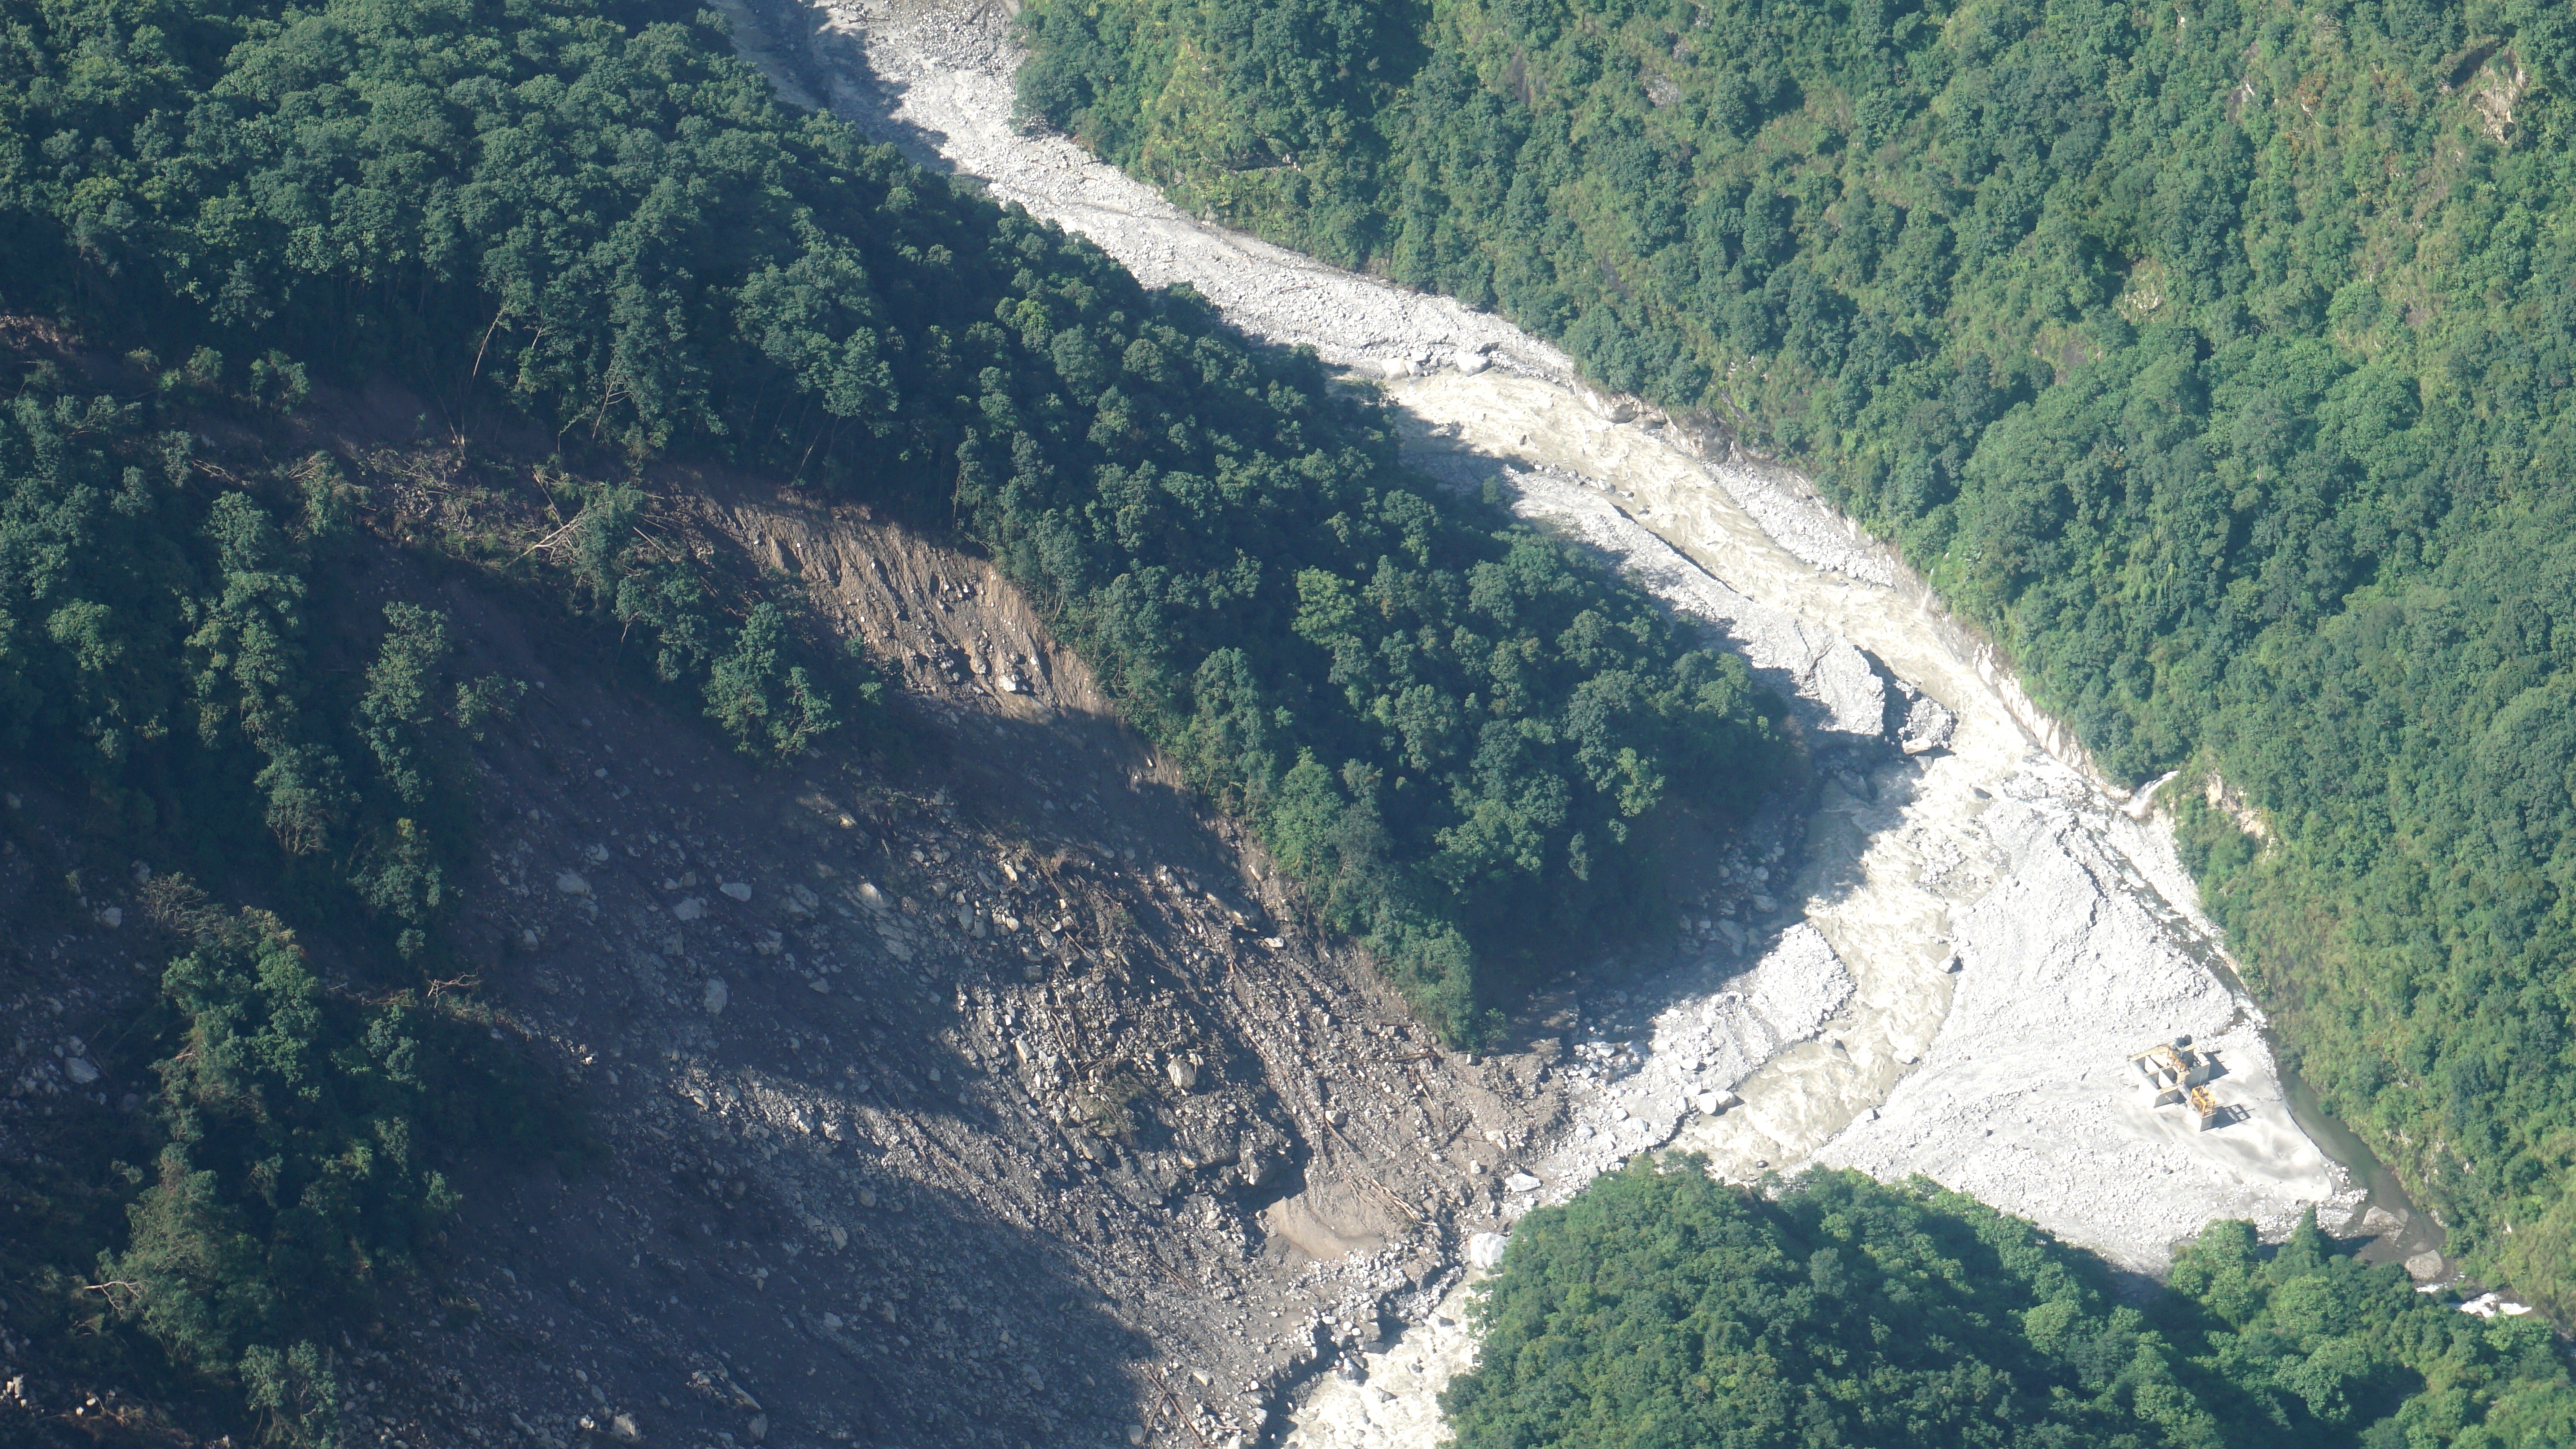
[0,5,2435,1446]
[1,376,1722,1449]
[680,2,2444,1443]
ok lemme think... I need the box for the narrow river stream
[717,1,2439,1439]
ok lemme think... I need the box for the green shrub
[706,601,839,760]
[103,885,565,1446]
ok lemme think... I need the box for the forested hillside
[1448,1161,2576,1448]
[2,0,1790,1044]
[1018,0,2576,1312]
[0,0,1797,1432]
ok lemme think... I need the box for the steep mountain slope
[0,365,1624,1446]
[0,0,1797,1437]
[9,0,2571,1442]
[0,0,1793,1046]
[730,0,2388,1282]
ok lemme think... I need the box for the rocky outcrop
[1892,677,1957,755]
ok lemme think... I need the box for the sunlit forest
[1450,1161,2576,1448]
[1018,0,2576,1317]
[4,0,1794,1036]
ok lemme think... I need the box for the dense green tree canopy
[1018,0,2576,1311]
[106,887,559,1448]
[1,0,1795,1040]
[0,0,1789,1431]
[0,358,588,1442]
[0,0,1782,1435]
[1449,1162,2576,1448]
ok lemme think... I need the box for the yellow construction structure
[2129,1037,2225,1130]
[2186,1085,2220,1126]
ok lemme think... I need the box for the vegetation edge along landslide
[1016,0,2576,1316]
[0,0,1796,1433]
[3,0,1794,1041]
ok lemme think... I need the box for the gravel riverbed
[719,3,2382,1441]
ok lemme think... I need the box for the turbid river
[717,0,2441,1440]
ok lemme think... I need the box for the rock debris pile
[1518,924,1858,1200]
[305,3,2394,1446]
[0,472,1611,1449]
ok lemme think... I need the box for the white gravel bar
[717,3,2369,1442]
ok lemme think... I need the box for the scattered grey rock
[556,871,592,896]
[672,897,708,921]
[1900,692,1957,755]
[721,881,753,902]
[64,1057,99,1086]
[703,979,729,1016]
[1499,469,1888,737]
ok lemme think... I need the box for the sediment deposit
[707,1,2377,1441]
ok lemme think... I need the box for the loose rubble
[0,452,1601,1448]
[0,4,2448,1447]
[1512,925,1856,1198]
[678,2,2411,1447]
[1497,464,1888,740]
